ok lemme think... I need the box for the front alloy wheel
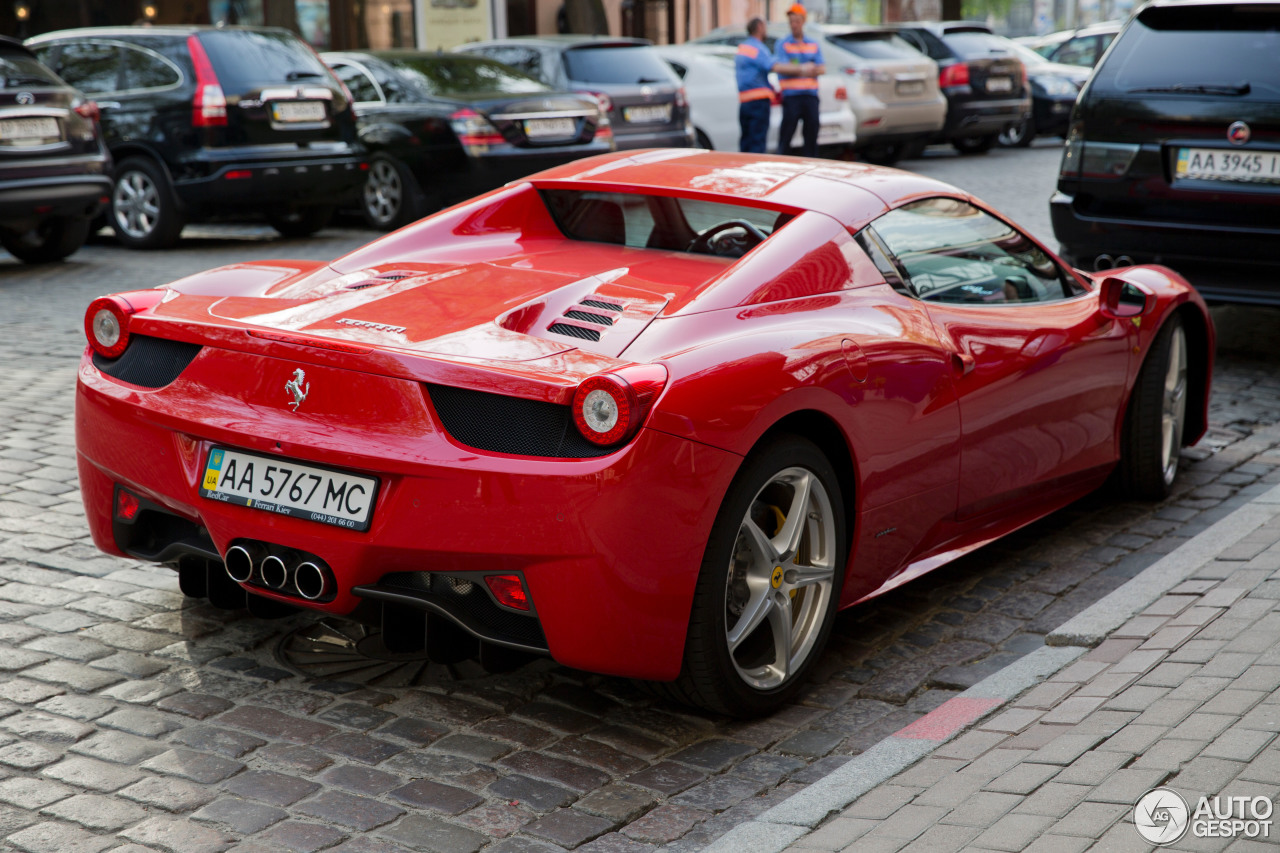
[1118,315,1189,499]
[657,436,846,716]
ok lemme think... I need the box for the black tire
[653,435,847,717]
[0,216,91,263]
[111,157,185,249]
[998,116,1036,148]
[1118,315,1188,500]
[268,204,336,238]
[362,154,426,231]
[952,134,997,155]
[695,129,714,150]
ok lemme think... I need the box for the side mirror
[1098,276,1153,319]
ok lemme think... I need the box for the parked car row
[3,20,1080,262]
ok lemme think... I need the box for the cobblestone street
[2,150,1280,853]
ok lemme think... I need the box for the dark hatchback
[454,36,694,151]
[892,22,1031,154]
[28,26,365,248]
[324,51,612,230]
[0,36,111,263]
[1052,0,1280,304]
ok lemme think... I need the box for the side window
[51,42,120,94]
[501,47,543,80]
[120,45,181,91]
[331,62,381,103]
[870,198,1075,305]
[1053,36,1098,67]
[666,60,687,79]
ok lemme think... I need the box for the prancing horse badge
[285,368,310,411]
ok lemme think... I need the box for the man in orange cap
[735,15,819,152]
[776,3,825,157]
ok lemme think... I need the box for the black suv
[892,23,1030,154]
[0,36,111,263]
[28,27,365,248]
[1052,1,1280,304]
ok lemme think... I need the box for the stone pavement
[2,228,1280,851]
[706,484,1280,853]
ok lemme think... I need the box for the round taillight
[85,297,130,359]
[573,376,634,446]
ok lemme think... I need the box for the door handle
[952,352,975,375]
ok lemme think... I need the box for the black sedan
[0,35,110,263]
[998,42,1089,147]
[324,51,613,230]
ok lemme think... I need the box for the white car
[652,44,856,155]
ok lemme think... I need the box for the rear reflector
[115,489,141,522]
[224,170,252,180]
[484,574,530,610]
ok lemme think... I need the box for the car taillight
[73,100,100,121]
[577,90,613,114]
[834,86,848,101]
[675,87,688,109]
[115,488,141,522]
[939,62,970,88]
[187,35,227,127]
[84,290,166,359]
[449,108,505,146]
[571,364,668,448]
[1019,62,1028,87]
[484,574,530,610]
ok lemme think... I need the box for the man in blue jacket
[775,4,826,157]
[735,15,819,153]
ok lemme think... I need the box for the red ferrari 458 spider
[77,149,1213,715]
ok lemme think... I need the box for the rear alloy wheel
[998,116,1036,148]
[661,436,846,716]
[362,155,424,230]
[0,216,91,263]
[952,134,996,155]
[112,157,184,249]
[1118,315,1188,500]
[268,205,335,238]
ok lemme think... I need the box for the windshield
[0,50,62,87]
[388,54,547,97]
[541,189,786,257]
[1092,5,1280,98]
[944,31,1018,60]
[563,46,678,86]
[829,31,926,61]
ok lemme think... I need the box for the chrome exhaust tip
[1115,255,1133,268]
[295,561,329,601]
[1093,253,1115,271]
[225,544,259,583]
[261,555,290,590]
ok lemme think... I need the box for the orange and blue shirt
[735,37,776,103]
[776,34,823,96]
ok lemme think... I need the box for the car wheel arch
[110,147,182,207]
[743,408,860,562]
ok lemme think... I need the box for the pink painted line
[894,696,1004,741]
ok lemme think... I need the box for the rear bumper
[173,146,367,210]
[854,97,947,141]
[1052,189,1280,304]
[613,125,696,151]
[76,348,740,680]
[941,95,1031,139]
[0,173,112,226]
[437,140,615,201]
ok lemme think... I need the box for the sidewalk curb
[695,483,1280,853]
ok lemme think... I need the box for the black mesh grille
[564,310,614,326]
[93,335,203,389]
[426,384,614,458]
[548,323,601,341]
[580,298,623,312]
[379,571,547,650]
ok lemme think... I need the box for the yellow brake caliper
[767,505,799,600]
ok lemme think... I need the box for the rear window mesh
[426,384,614,458]
[92,336,202,388]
